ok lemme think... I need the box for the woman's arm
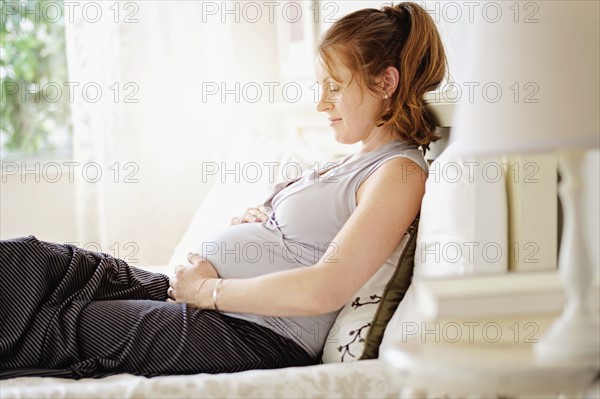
[170,157,426,316]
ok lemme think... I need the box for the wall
[1,163,77,243]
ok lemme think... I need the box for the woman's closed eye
[327,82,340,93]
[316,80,341,93]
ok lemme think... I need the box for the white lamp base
[534,149,600,365]
[535,304,600,364]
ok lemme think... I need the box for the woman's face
[315,56,386,146]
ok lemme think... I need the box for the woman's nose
[316,91,333,113]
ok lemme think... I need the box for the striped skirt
[0,236,315,379]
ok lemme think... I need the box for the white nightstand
[384,338,599,398]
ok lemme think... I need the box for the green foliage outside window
[0,0,71,159]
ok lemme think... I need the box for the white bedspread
[1,360,413,398]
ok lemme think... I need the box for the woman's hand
[230,205,268,225]
[167,253,219,307]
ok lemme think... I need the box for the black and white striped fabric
[0,236,314,379]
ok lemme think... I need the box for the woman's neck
[357,129,399,155]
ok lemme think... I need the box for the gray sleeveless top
[195,140,427,357]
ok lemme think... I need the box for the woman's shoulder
[360,141,427,176]
[355,155,427,206]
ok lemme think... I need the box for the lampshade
[449,1,599,155]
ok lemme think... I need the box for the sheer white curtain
[64,2,268,265]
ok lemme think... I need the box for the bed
[0,95,570,398]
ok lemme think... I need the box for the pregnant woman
[0,2,446,378]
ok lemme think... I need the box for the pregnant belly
[190,221,340,358]
[191,222,316,279]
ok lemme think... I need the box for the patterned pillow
[320,216,419,362]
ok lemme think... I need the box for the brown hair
[318,2,447,148]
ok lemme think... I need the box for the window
[1,1,71,160]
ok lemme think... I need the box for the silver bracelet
[212,278,223,312]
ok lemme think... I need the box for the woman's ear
[381,66,400,97]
